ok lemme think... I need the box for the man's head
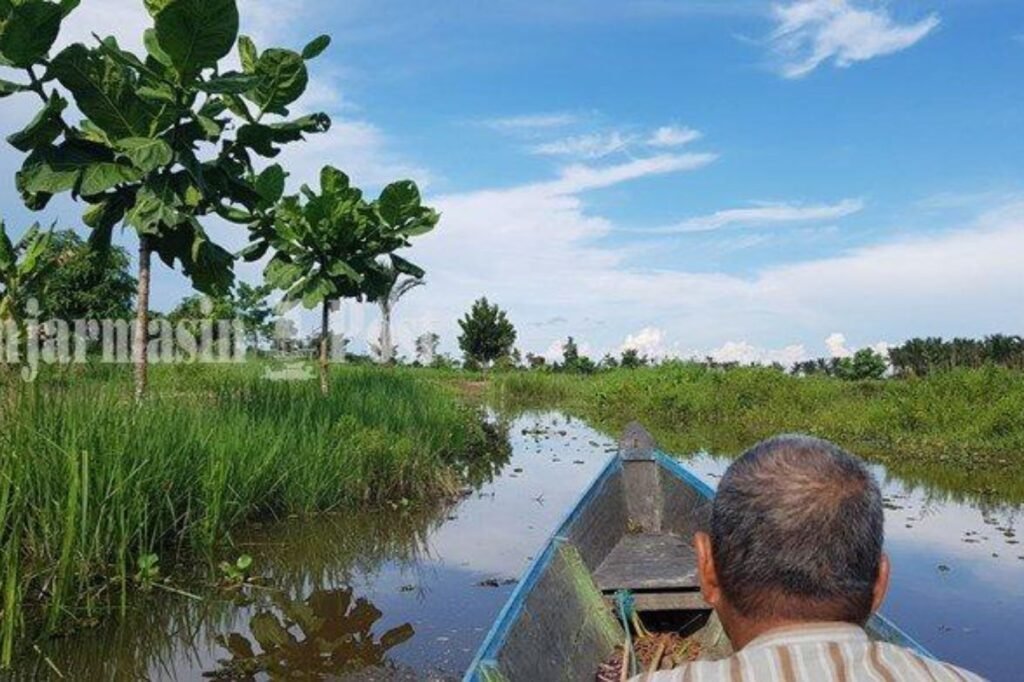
[694,435,890,643]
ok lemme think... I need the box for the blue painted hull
[465,435,931,682]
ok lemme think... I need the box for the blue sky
[1,0,1023,363]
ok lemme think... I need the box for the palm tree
[370,265,424,365]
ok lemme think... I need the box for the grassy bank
[489,364,1024,502]
[0,363,488,663]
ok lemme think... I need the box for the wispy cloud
[647,125,702,148]
[641,198,864,234]
[531,132,632,159]
[483,112,580,132]
[549,153,718,194]
[769,0,940,78]
[527,124,705,160]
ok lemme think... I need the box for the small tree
[415,332,440,366]
[234,282,274,351]
[456,297,516,368]
[369,265,424,365]
[847,348,888,380]
[620,348,648,369]
[0,221,52,324]
[24,230,135,322]
[0,0,332,398]
[262,167,436,394]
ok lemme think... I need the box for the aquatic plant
[0,363,487,665]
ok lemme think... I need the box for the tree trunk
[319,298,330,396]
[133,235,152,402]
[379,303,393,365]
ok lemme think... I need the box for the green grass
[0,363,488,664]
[488,364,1024,502]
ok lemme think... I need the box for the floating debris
[477,577,517,588]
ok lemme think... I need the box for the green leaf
[16,138,111,197]
[152,0,239,77]
[299,274,333,309]
[49,44,160,140]
[117,137,173,172]
[327,259,362,281]
[265,257,303,289]
[248,48,307,116]
[79,160,141,196]
[198,71,259,94]
[235,113,330,157]
[59,0,80,18]
[255,164,285,206]
[151,218,235,295]
[125,177,181,234]
[82,195,129,249]
[0,1,64,68]
[142,28,172,67]
[6,93,66,152]
[378,181,420,224]
[137,83,177,104]
[237,35,257,73]
[0,221,15,272]
[301,35,331,60]
[0,78,27,98]
[390,254,425,279]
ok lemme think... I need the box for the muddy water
[14,412,1024,681]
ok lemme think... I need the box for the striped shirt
[632,622,985,682]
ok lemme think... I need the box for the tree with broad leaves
[368,264,424,365]
[0,0,332,399]
[457,297,516,368]
[262,167,438,395]
[23,229,136,322]
[0,220,52,324]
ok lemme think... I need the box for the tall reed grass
[490,364,1024,501]
[0,363,487,664]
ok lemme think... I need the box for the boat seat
[592,532,698,592]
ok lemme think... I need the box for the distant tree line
[887,335,1024,376]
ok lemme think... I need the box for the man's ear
[871,552,891,613]
[694,531,721,608]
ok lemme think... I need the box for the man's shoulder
[630,642,987,682]
[873,642,987,682]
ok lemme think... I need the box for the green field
[488,364,1024,503]
[0,364,488,663]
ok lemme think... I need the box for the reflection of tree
[209,588,413,680]
[449,416,513,489]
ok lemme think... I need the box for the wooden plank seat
[592,532,698,592]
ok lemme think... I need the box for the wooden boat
[464,423,930,682]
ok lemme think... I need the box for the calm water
[11,412,1024,681]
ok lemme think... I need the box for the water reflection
[11,412,1024,682]
[208,589,414,680]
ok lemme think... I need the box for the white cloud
[703,341,807,367]
[825,332,852,358]
[645,198,864,234]
[531,132,632,159]
[527,125,705,160]
[550,153,718,194]
[770,0,940,78]
[621,327,671,358]
[483,113,579,132]
[403,166,1024,361]
[647,125,702,148]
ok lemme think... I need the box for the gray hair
[710,435,884,624]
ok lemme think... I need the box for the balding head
[708,435,885,625]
